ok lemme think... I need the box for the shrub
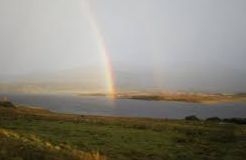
[205,117,221,122]
[185,115,200,121]
[0,101,15,108]
[223,118,246,124]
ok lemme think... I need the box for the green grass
[0,106,246,160]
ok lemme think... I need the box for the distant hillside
[0,68,105,93]
[0,67,246,94]
[0,67,161,94]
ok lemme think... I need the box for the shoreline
[78,92,246,104]
[1,91,246,104]
[1,103,245,123]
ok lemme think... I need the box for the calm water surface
[1,93,245,119]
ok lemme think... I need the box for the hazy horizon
[0,0,246,93]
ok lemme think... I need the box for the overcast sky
[0,0,246,92]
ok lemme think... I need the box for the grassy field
[0,104,246,160]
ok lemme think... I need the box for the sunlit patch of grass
[0,128,107,160]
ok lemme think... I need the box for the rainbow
[81,1,116,98]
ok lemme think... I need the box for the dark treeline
[185,115,246,124]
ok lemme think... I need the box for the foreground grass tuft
[0,128,107,160]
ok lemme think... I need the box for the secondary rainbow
[82,1,116,98]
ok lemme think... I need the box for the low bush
[206,117,221,122]
[223,118,246,124]
[185,115,200,121]
[0,101,15,108]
